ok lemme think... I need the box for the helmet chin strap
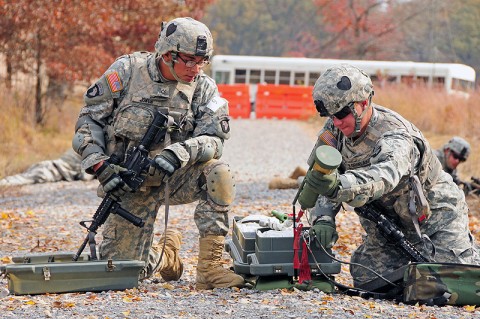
[350,95,373,137]
[161,53,191,85]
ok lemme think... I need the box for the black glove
[152,150,181,177]
[309,217,338,249]
[95,160,132,198]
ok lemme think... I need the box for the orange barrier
[255,84,316,119]
[217,84,251,119]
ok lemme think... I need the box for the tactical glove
[152,150,181,177]
[305,170,339,197]
[309,217,338,249]
[94,160,132,198]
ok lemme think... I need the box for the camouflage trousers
[0,149,92,186]
[99,159,234,274]
[350,209,480,287]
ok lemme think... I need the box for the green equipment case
[226,216,341,291]
[1,252,144,295]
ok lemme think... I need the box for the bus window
[452,78,474,92]
[294,72,305,85]
[215,71,230,84]
[264,70,276,84]
[432,76,445,89]
[279,71,290,85]
[235,69,247,84]
[308,72,320,86]
[250,69,261,84]
[417,76,429,86]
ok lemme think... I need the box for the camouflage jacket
[310,104,466,242]
[73,51,230,177]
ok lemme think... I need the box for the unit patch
[221,120,230,133]
[106,71,123,93]
[86,83,104,98]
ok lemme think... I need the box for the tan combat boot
[152,229,183,281]
[196,235,245,290]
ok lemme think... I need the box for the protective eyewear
[331,103,353,120]
[176,54,210,68]
[451,152,466,162]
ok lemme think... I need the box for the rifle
[463,177,480,195]
[354,202,430,263]
[73,110,169,261]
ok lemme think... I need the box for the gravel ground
[0,119,478,319]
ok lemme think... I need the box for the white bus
[211,55,476,96]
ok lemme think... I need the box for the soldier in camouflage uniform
[299,64,480,286]
[434,137,473,193]
[0,149,93,186]
[72,17,244,289]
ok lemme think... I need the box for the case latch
[106,259,116,272]
[43,266,51,281]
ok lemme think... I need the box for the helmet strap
[351,96,373,136]
[161,53,190,84]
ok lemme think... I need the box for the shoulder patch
[319,130,337,148]
[86,83,104,98]
[106,71,123,93]
[206,96,226,113]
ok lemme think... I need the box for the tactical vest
[338,105,442,214]
[106,52,198,160]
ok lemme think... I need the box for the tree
[0,0,213,125]
[203,0,327,57]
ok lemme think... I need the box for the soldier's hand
[151,150,181,177]
[305,170,339,197]
[94,160,132,198]
[309,217,338,249]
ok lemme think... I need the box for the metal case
[3,253,144,295]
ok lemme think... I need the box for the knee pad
[204,162,235,206]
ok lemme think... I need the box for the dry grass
[0,85,84,179]
[1,83,479,181]
[374,85,480,181]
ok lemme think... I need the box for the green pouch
[403,262,480,306]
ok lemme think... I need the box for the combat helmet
[155,17,213,84]
[444,136,470,161]
[313,64,374,136]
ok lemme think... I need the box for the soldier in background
[299,64,479,287]
[433,137,476,194]
[72,17,244,289]
[0,149,93,186]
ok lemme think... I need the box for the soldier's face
[173,53,206,82]
[331,102,369,137]
[446,150,464,170]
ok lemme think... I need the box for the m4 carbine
[354,202,430,263]
[73,110,169,261]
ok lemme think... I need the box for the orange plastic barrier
[217,84,251,119]
[255,84,316,119]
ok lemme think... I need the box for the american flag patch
[319,130,337,147]
[106,71,123,92]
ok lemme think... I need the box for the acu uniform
[73,51,234,277]
[0,149,93,186]
[306,64,479,287]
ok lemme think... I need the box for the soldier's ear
[162,52,172,63]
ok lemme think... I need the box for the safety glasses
[331,104,353,120]
[176,53,210,68]
[451,152,466,162]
